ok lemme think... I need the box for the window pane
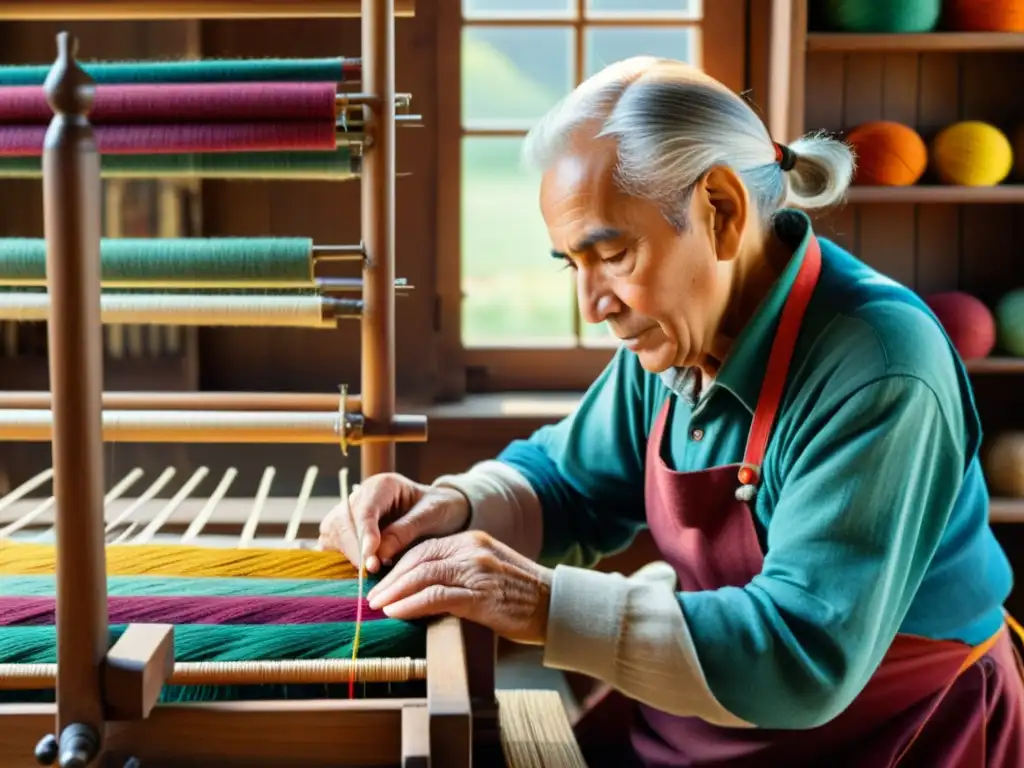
[461,137,575,347]
[463,0,575,19]
[585,26,698,76]
[462,26,574,130]
[585,0,700,18]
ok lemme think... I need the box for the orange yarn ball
[845,121,928,186]
[944,0,1024,31]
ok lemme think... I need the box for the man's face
[539,129,728,374]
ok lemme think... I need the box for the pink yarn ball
[925,291,996,360]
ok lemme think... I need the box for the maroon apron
[577,235,1024,767]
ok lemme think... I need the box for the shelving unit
[772,0,1024,522]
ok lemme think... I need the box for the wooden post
[33,30,109,768]
[360,0,398,480]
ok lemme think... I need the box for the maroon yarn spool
[0,82,339,125]
[0,595,387,626]
[0,121,337,156]
[924,291,997,361]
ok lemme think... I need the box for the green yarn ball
[995,288,1024,357]
[820,0,942,32]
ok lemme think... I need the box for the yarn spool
[820,0,941,31]
[924,291,996,360]
[943,0,1024,31]
[930,121,1014,187]
[983,432,1024,498]
[845,121,928,186]
[995,288,1024,357]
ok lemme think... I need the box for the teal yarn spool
[820,0,942,32]
[995,288,1024,356]
[0,575,375,598]
[0,237,314,287]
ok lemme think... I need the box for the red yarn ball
[924,291,996,361]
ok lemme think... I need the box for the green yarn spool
[0,621,427,704]
[0,57,350,86]
[820,0,942,32]
[0,237,314,288]
[0,147,359,181]
[995,288,1024,357]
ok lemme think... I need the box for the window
[435,0,747,393]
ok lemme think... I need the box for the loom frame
[0,1,509,766]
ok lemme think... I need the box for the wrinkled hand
[367,530,553,645]
[318,473,471,573]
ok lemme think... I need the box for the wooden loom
[0,3,585,767]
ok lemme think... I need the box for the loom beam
[0,0,416,19]
[36,31,108,768]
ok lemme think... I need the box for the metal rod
[360,0,398,480]
[40,31,109,751]
[0,409,428,444]
[0,0,415,19]
[335,92,412,113]
[311,243,364,261]
[315,277,410,292]
[0,391,361,412]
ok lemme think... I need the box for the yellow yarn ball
[930,121,1014,186]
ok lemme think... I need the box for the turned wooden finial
[43,31,95,119]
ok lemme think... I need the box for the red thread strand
[0,595,386,626]
[0,121,336,156]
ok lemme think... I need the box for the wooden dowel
[0,391,361,412]
[310,243,364,260]
[41,31,109,750]
[0,658,428,690]
[0,409,428,444]
[360,0,398,481]
[0,0,416,19]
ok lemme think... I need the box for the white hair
[521,57,855,229]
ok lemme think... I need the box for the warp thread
[0,595,387,626]
[0,541,359,580]
[0,574,373,598]
[0,57,356,86]
[0,122,337,157]
[0,82,339,125]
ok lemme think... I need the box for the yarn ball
[845,121,928,186]
[819,0,941,32]
[930,121,1014,187]
[983,431,1024,498]
[943,0,1024,32]
[924,291,996,360]
[995,288,1024,356]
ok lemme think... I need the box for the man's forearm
[434,463,748,727]
[433,459,545,560]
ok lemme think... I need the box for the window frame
[433,0,749,398]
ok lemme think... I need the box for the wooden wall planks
[804,50,1024,309]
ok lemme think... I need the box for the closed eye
[603,249,627,263]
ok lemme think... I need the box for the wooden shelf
[846,186,1024,204]
[991,498,1024,524]
[966,357,1024,375]
[0,0,415,19]
[807,32,1024,53]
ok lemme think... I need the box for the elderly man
[320,57,1024,767]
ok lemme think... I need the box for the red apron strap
[737,234,823,489]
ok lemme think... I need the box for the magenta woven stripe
[0,595,387,626]
[0,121,336,156]
[0,82,338,124]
